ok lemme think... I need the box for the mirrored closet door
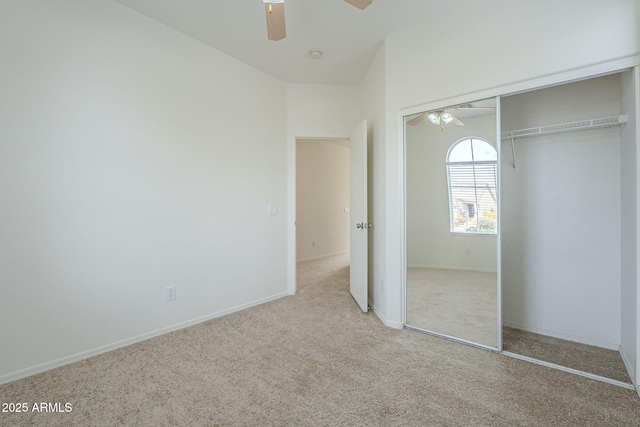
[404,97,500,350]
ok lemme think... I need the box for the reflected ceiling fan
[407,103,495,132]
[264,0,372,41]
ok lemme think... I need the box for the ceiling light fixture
[427,111,454,126]
[409,104,495,129]
[441,112,454,124]
[308,48,323,59]
[428,112,441,125]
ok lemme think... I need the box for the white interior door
[350,120,368,312]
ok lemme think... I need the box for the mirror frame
[401,96,502,352]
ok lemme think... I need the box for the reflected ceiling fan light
[428,112,441,125]
[263,0,284,2]
[441,112,454,124]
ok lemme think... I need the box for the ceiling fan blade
[265,2,286,41]
[450,113,465,126]
[344,0,373,10]
[407,112,428,126]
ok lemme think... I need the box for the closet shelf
[501,114,628,141]
[502,114,628,169]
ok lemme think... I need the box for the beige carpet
[503,326,632,384]
[406,268,498,348]
[1,254,640,426]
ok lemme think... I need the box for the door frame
[495,68,639,391]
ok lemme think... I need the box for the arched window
[446,138,497,234]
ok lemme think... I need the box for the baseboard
[502,320,619,351]
[367,299,403,329]
[407,264,497,274]
[0,291,290,386]
[297,251,349,263]
[619,345,637,388]
[368,299,383,324]
[385,320,404,329]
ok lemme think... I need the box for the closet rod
[501,114,628,142]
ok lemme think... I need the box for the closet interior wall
[501,74,627,351]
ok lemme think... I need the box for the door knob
[357,223,363,229]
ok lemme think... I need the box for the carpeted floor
[406,268,498,348]
[502,326,632,384]
[1,253,640,426]
[405,267,630,384]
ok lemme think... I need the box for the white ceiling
[113,0,444,85]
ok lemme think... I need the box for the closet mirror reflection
[405,97,499,349]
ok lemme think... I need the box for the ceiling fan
[264,0,372,41]
[407,104,495,131]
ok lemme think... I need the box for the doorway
[294,121,370,313]
[295,138,351,263]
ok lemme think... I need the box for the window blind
[447,144,497,234]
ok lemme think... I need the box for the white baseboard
[502,320,619,351]
[368,299,384,323]
[407,264,497,274]
[619,345,637,387]
[385,320,404,329]
[367,299,403,329]
[0,291,290,386]
[297,251,349,263]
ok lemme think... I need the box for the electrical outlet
[381,279,385,294]
[166,286,176,301]
[466,247,471,255]
[312,241,316,247]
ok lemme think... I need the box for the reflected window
[446,138,497,234]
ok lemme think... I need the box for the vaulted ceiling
[113,0,447,85]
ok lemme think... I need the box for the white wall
[501,75,622,348]
[296,140,350,261]
[382,0,640,328]
[0,0,288,383]
[360,44,387,322]
[406,114,497,272]
[287,84,362,138]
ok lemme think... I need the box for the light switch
[267,204,278,216]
